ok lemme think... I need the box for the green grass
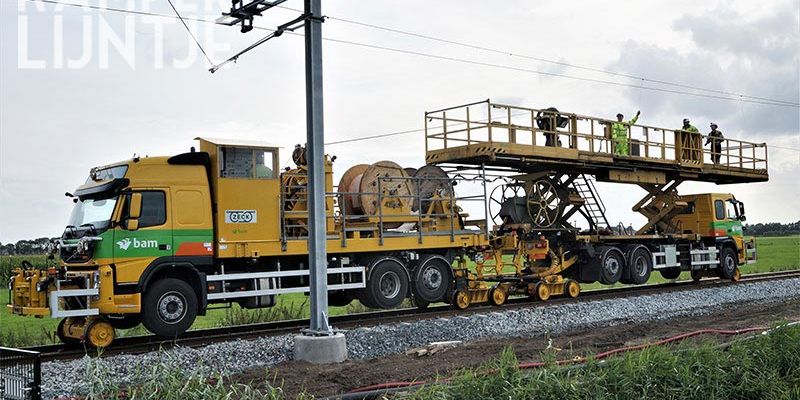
[79,322,800,399]
[400,323,800,400]
[1,236,798,347]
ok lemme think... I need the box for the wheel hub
[605,258,620,275]
[379,271,401,299]
[158,292,186,324]
[422,267,442,290]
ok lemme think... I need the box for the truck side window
[714,199,725,220]
[255,150,275,179]
[726,200,738,220]
[139,192,167,227]
[219,147,277,179]
[122,191,166,228]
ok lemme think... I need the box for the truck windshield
[67,197,118,232]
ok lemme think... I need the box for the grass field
[71,322,800,399]
[1,236,797,347]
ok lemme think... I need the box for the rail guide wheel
[84,318,115,348]
[452,289,471,310]
[56,317,82,345]
[732,268,741,282]
[565,279,580,298]
[488,285,508,306]
[535,282,551,301]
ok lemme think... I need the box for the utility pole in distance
[216,0,346,363]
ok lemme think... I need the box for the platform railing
[425,100,768,173]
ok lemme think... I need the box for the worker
[705,122,724,164]
[681,118,699,133]
[611,110,640,156]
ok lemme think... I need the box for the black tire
[599,247,624,285]
[107,314,141,330]
[141,278,198,338]
[660,268,681,280]
[411,255,452,303]
[328,290,354,307]
[628,248,652,285]
[362,257,409,309]
[718,247,738,280]
[691,270,703,282]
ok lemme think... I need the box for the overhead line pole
[215,0,344,362]
[304,0,331,335]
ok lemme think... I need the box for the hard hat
[710,122,718,127]
[683,118,690,123]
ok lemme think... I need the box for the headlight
[92,271,101,289]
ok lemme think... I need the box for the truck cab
[674,193,754,264]
[9,152,215,346]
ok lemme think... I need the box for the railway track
[25,269,800,362]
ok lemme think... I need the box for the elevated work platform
[424,100,769,185]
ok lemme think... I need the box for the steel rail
[25,269,800,362]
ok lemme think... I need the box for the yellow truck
[9,101,767,348]
[9,137,487,347]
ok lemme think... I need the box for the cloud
[607,1,799,136]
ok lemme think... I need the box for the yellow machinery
[7,98,769,347]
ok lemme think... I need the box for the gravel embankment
[42,278,800,398]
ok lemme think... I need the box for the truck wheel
[599,247,624,285]
[141,278,198,338]
[412,255,452,303]
[718,247,738,280]
[660,268,681,280]
[108,314,141,330]
[628,248,652,285]
[363,257,409,309]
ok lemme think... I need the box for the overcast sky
[1,0,798,243]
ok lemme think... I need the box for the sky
[1,0,798,243]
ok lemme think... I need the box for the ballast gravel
[41,277,800,398]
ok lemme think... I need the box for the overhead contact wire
[24,0,800,109]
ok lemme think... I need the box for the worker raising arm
[611,110,640,156]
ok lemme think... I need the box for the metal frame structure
[424,100,769,185]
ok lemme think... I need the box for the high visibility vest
[612,114,638,140]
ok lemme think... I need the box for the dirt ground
[232,298,800,398]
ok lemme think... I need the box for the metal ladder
[572,174,610,230]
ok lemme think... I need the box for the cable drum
[338,161,414,229]
[338,164,369,217]
[358,161,414,217]
[412,165,453,213]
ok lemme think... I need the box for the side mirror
[129,193,142,219]
[125,218,139,231]
[738,202,746,221]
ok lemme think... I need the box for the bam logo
[116,238,158,250]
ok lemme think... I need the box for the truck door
[113,190,174,284]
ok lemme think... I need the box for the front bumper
[8,268,99,318]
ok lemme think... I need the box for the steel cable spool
[359,162,414,227]
[338,164,370,217]
[489,184,526,225]
[412,165,452,213]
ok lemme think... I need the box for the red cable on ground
[346,326,768,394]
